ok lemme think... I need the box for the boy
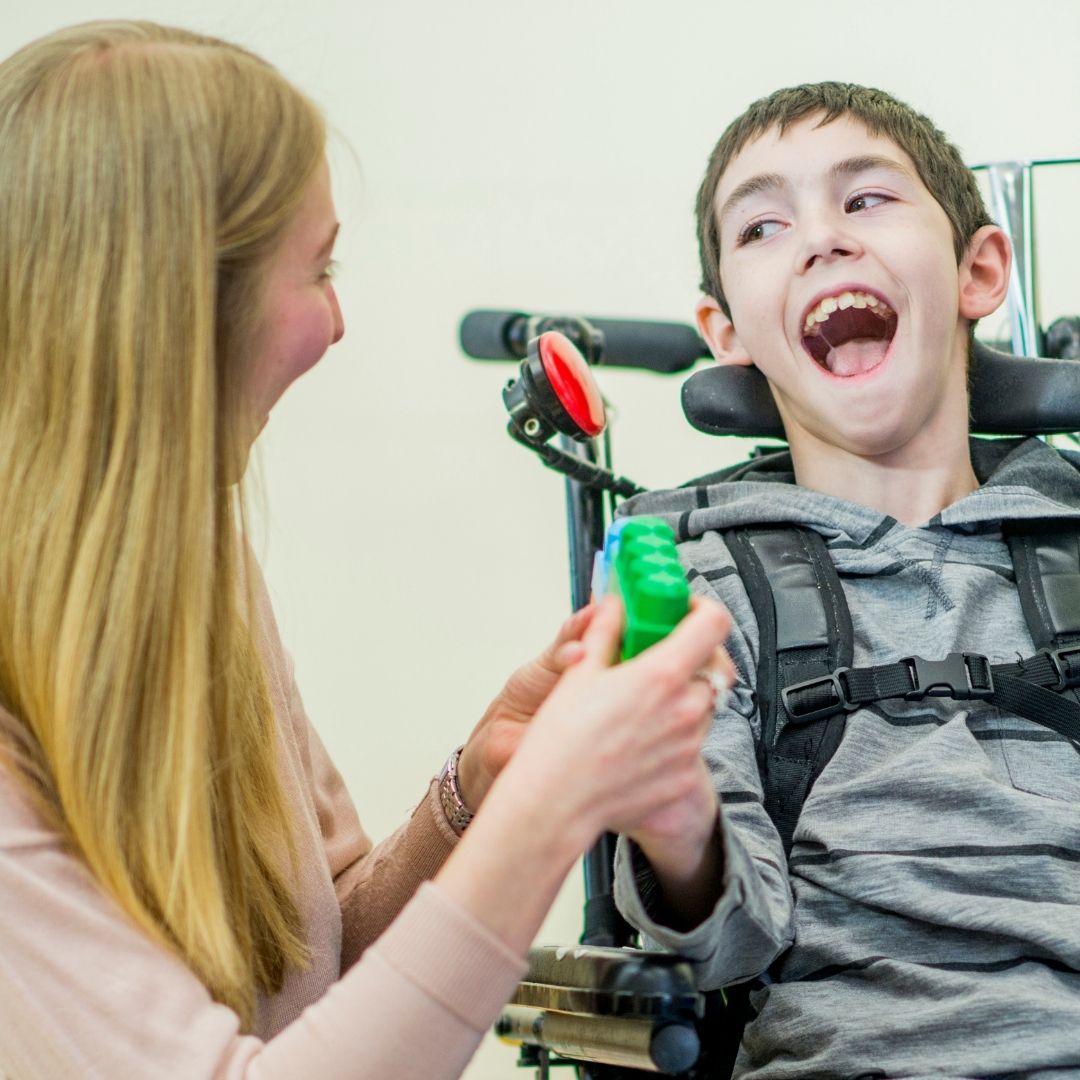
[613,83,1080,1078]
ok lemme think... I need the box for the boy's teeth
[803,289,892,332]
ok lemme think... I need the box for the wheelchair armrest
[496,945,706,1076]
[515,944,703,1019]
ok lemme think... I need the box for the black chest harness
[721,520,1080,856]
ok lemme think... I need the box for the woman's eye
[320,259,340,281]
[738,219,783,245]
[846,192,890,213]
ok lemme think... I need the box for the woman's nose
[329,285,345,344]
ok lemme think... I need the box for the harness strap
[782,649,1080,745]
[722,519,1080,857]
[1005,520,1080,723]
[991,672,1080,743]
[709,515,1080,1057]
[1005,521,1080,649]
[723,526,852,856]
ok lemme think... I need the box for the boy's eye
[320,259,340,281]
[846,192,890,213]
[737,219,784,246]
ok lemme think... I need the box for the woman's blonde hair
[0,20,327,1026]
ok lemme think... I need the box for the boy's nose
[798,217,862,273]
[803,243,857,271]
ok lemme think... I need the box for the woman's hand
[435,593,733,955]
[504,593,732,850]
[456,605,596,811]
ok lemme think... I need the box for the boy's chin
[784,396,939,461]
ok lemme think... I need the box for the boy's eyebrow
[831,154,914,184]
[717,155,916,232]
[718,173,787,230]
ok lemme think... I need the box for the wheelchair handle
[460,309,707,373]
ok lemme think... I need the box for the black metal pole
[560,433,637,949]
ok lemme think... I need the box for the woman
[0,20,731,1080]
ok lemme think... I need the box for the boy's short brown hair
[697,82,993,315]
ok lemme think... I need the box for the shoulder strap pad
[723,526,853,855]
[718,520,1080,856]
[1005,520,1080,648]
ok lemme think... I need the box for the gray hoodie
[613,436,1080,1080]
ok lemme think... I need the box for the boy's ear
[958,224,1011,321]
[696,295,753,366]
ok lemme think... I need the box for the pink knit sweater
[0,573,526,1079]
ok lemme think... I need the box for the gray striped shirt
[614,437,1080,1080]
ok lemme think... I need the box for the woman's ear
[696,295,753,366]
[959,224,1011,321]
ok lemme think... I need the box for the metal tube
[560,434,607,612]
[497,1005,668,1073]
[985,161,1040,357]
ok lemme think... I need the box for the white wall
[5,2,1079,1076]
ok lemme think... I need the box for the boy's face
[699,115,991,462]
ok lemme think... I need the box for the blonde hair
[0,21,326,1026]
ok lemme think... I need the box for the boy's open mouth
[801,290,897,378]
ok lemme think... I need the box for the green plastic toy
[603,517,690,660]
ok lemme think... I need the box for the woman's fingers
[524,594,734,837]
[551,640,586,672]
[544,603,596,656]
[562,603,597,640]
[575,594,624,670]
[565,595,731,690]
[632,596,731,687]
[528,604,597,678]
[689,596,737,689]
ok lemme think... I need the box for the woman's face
[246,158,344,435]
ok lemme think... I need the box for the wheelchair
[459,158,1080,1080]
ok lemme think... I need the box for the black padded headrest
[681,340,1080,438]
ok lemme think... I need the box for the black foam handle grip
[459,309,708,373]
[459,309,525,360]
[587,317,707,373]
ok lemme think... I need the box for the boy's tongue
[803,303,897,377]
[823,337,890,377]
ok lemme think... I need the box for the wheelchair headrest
[681,341,1080,438]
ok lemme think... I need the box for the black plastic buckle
[1038,645,1080,691]
[781,668,856,725]
[901,652,993,701]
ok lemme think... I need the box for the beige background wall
[6,2,1079,1076]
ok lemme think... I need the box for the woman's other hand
[435,593,732,953]
[497,593,731,847]
[455,604,596,812]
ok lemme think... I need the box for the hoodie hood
[618,437,1080,547]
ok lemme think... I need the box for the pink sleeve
[236,884,526,1080]
[0,770,525,1080]
[252,557,460,971]
[299,709,460,969]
